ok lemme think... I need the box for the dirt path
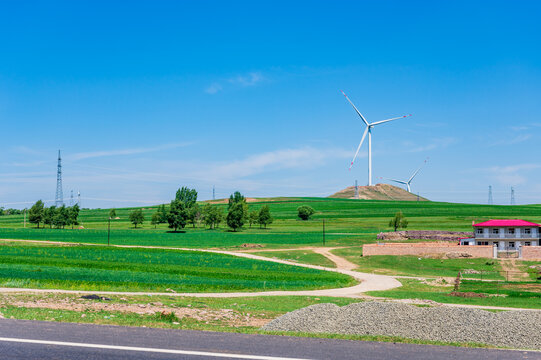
[311,247,358,271]
[499,259,530,281]
[237,246,358,271]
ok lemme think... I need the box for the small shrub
[297,206,315,221]
[155,311,179,323]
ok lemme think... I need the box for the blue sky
[1,1,540,208]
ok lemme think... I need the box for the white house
[460,219,540,250]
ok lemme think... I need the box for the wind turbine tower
[354,180,359,199]
[384,158,428,193]
[55,150,64,207]
[342,91,412,186]
[488,186,493,205]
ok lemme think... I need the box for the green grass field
[250,250,337,268]
[2,197,541,248]
[368,278,541,309]
[0,243,354,292]
[332,253,504,280]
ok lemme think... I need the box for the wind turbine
[342,91,412,186]
[383,158,428,193]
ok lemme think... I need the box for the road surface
[0,319,537,360]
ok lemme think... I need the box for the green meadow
[1,198,540,248]
[0,243,354,292]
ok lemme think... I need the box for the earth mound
[329,183,428,201]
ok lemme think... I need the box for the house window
[508,228,515,234]
[524,228,531,234]
[477,241,489,245]
[476,228,483,235]
[491,228,499,235]
[493,242,499,246]
[509,242,515,248]
[525,242,531,246]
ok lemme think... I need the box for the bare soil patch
[0,295,269,327]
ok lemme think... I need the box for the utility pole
[322,219,326,246]
[107,217,111,246]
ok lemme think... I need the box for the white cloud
[485,163,541,185]
[195,146,351,180]
[205,83,223,94]
[204,71,264,94]
[228,72,263,87]
[68,143,191,161]
[491,134,532,146]
[405,137,456,153]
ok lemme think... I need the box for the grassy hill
[0,197,540,248]
[329,183,428,201]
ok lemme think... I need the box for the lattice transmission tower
[488,185,493,205]
[511,187,515,205]
[55,150,64,207]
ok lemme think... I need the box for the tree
[28,200,45,228]
[297,205,315,221]
[129,209,145,228]
[167,200,187,232]
[248,210,259,228]
[389,211,408,231]
[151,212,161,228]
[226,202,246,231]
[202,203,223,229]
[175,187,198,207]
[68,204,80,229]
[43,206,56,228]
[53,205,69,229]
[186,203,200,228]
[228,191,246,209]
[258,205,273,229]
[157,204,168,223]
[109,208,117,218]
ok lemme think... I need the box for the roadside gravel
[262,301,541,350]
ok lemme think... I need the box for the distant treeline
[0,208,24,216]
[27,200,80,229]
[122,187,273,232]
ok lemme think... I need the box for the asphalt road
[0,319,538,360]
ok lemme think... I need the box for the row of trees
[124,189,274,232]
[0,208,24,216]
[27,200,80,229]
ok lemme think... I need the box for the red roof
[473,219,540,227]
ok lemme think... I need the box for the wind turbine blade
[349,127,369,170]
[341,91,369,126]
[385,178,408,185]
[408,158,428,182]
[371,114,412,126]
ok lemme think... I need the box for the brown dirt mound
[329,183,428,201]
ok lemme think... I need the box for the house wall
[522,246,541,260]
[363,243,494,258]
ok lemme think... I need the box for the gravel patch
[262,302,541,350]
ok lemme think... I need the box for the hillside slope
[329,183,428,201]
